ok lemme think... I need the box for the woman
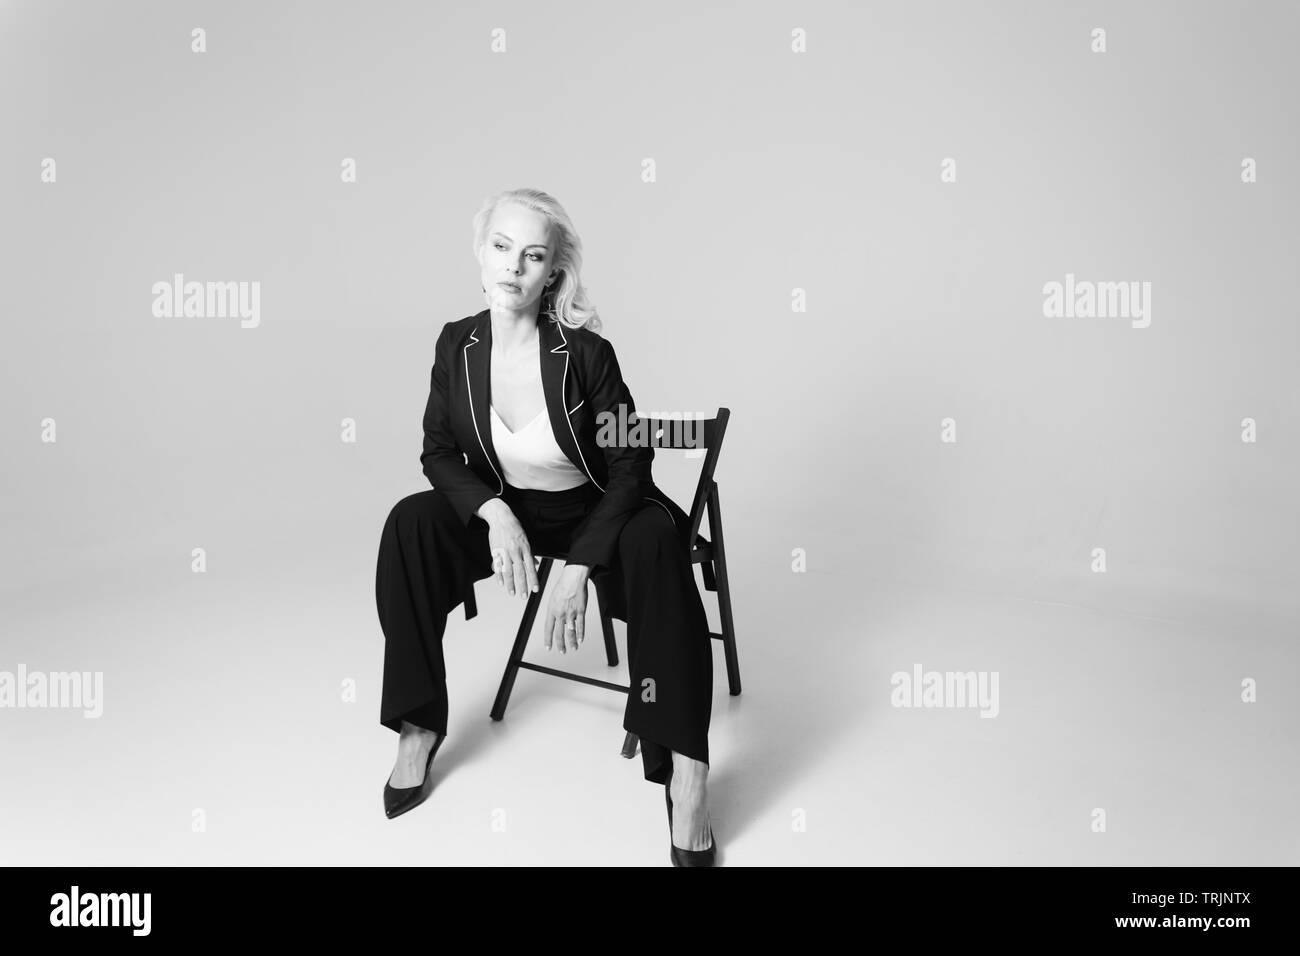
[375,188,717,866]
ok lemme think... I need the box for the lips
[498,282,521,292]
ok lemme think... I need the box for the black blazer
[420,308,692,577]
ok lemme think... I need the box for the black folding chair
[478,408,740,759]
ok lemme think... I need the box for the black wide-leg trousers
[376,480,712,784]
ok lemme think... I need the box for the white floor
[3,542,1296,867]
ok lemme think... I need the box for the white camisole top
[489,334,590,491]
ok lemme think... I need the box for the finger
[542,608,554,651]
[511,548,529,600]
[573,611,585,650]
[521,543,539,594]
[502,546,519,596]
[554,614,567,654]
[491,549,506,590]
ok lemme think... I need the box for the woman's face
[479,202,557,312]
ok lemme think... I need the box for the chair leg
[490,557,554,721]
[700,551,717,591]
[708,482,741,696]
[594,575,618,666]
[620,731,639,759]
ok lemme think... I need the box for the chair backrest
[637,408,730,548]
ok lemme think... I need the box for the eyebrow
[491,231,548,251]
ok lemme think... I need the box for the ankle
[399,723,440,747]
[400,719,438,735]
[670,755,708,786]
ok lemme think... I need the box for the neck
[489,306,540,354]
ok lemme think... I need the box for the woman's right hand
[480,500,540,598]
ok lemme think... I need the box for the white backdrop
[1,0,1295,867]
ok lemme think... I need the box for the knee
[385,489,454,535]
[618,504,679,558]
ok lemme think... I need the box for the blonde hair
[472,188,602,334]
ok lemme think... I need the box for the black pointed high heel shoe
[384,732,445,820]
[663,764,717,867]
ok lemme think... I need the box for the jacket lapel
[463,311,592,494]
[462,312,503,494]
[540,317,593,486]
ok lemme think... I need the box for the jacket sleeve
[563,336,655,576]
[420,321,501,526]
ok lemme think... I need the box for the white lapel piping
[464,324,504,495]
[643,496,675,524]
[553,323,605,493]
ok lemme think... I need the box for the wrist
[476,497,509,522]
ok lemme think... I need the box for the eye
[493,242,505,251]
[529,253,543,261]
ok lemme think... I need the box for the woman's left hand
[544,564,590,653]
